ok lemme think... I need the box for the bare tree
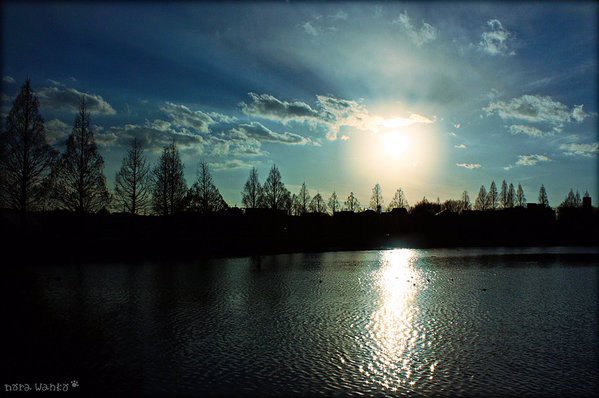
[187,160,228,213]
[309,193,327,213]
[387,188,409,211]
[574,190,582,207]
[151,140,187,216]
[328,191,340,214]
[53,98,110,213]
[0,79,58,213]
[499,180,508,209]
[369,183,384,212]
[344,191,361,212]
[262,164,289,210]
[241,167,262,209]
[114,138,150,215]
[442,199,462,213]
[461,190,471,212]
[516,183,526,207]
[297,182,310,214]
[506,183,515,208]
[487,180,498,210]
[538,184,549,207]
[474,185,488,210]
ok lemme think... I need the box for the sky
[1,1,597,208]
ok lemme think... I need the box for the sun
[381,131,412,160]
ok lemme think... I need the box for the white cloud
[456,163,481,169]
[454,144,467,149]
[515,154,551,166]
[3,76,15,84]
[393,11,437,46]
[37,86,116,115]
[210,159,255,171]
[45,119,70,145]
[240,92,322,124]
[508,124,550,137]
[231,122,318,146]
[303,21,319,36]
[160,102,216,133]
[479,19,515,56]
[484,95,588,127]
[330,10,348,21]
[559,142,598,157]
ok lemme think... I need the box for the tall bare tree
[297,182,311,214]
[151,140,187,215]
[499,180,508,209]
[262,164,289,210]
[387,188,409,211]
[506,183,515,208]
[474,185,488,210]
[241,167,262,209]
[187,160,228,213]
[487,180,498,210]
[538,184,549,207]
[461,190,471,212]
[369,183,384,212]
[328,191,340,214]
[516,183,526,207]
[53,98,110,213]
[344,192,361,212]
[0,79,58,213]
[114,138,150,214]
[309,193,327,213]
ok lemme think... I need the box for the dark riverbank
[2,206,597,262]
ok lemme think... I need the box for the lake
[1,247,598,396]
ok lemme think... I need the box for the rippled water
[2,248,598,396]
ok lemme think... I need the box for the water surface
[2,247,597,396]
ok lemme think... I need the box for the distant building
[583,196,592,209]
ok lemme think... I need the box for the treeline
[0,79,593,217]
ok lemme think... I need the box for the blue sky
[2,1,597,207]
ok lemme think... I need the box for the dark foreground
[1,206,597,261]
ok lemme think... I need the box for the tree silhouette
[538,184,549,207]
[387,188,409,211]
[461,190,471,212]
[474,185,488,210]
[560,189,577,208]
[516,183,526,207]
[297,182,310,215]
[499,180,508,209]
[574,190,582,207]
[309,193,327,213]
[487,180,498,210]
[114,138,150,215]
[328,191,340,214]
[442,199,462,213]
[0,79,58,213]
[344,191,361,212]
[241,167,262,209]
[506,183,515,208]
[262,164,289,210]
[53,98,110,213]
[151,140,187,216]
[187,160,228,213]
[411,196,441,216]
[370,183,384,212]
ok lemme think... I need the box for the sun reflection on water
[365,249,436,392]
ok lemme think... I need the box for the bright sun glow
[381,131,412,160]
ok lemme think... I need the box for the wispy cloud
[484,95,588,128]
[240,93,323,124]
[508,124,550,137]
[37,86,116,115]
[3,76,15,84]
[230,122,318,146]
[516,154,551,166]
[560,142,598,157]
[479,19,515,56]
[210,159,256,171]
[393,10,437,46]
[454,144,467,149]
[456,163,481,169]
